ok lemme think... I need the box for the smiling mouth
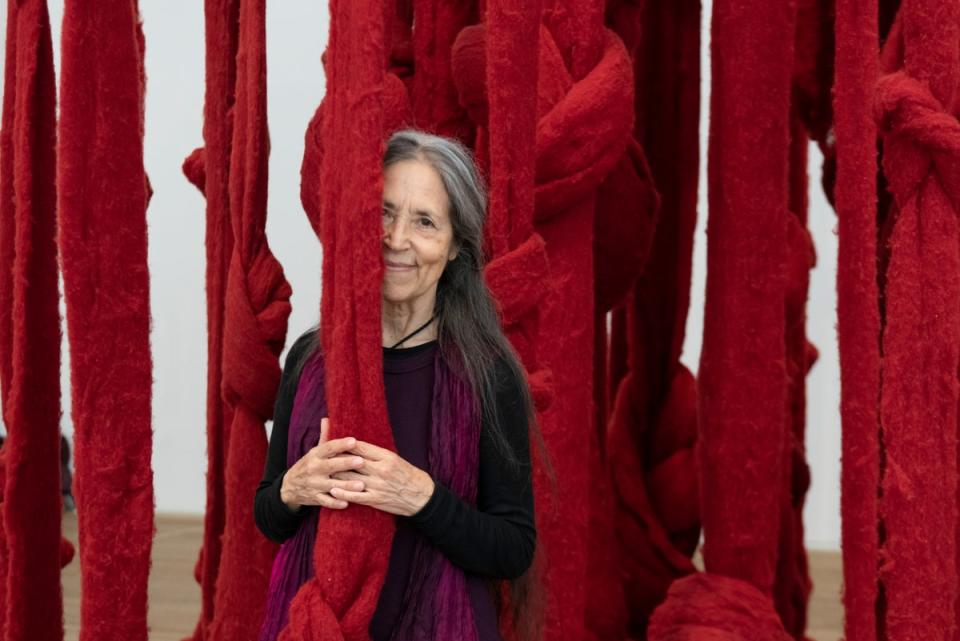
[385,261,416,270]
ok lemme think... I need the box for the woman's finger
[329,487,374,505]
[330,462,371,477]
[329,470,371,486]
[322,454,366,475]
[315,492,349,509]
[347,440,389,461]
[317,436,357,458]
[323,477,365,492]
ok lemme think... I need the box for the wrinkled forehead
[383,160,451,219]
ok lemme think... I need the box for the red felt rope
[58,1,153,639]
[208,0,293,638]
[410,0,475,141]
[180,1,240,639]
[696,0,795,593]
[452,2,644,637]
[773,110,815,638]
[0,1,67,639]
[594,1,702,636]
[873,0,960,627]
[280,1,394,638]
[650,0,797,637]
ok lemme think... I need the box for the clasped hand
[280,417,435,517]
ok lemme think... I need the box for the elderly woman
[254,129,539,641]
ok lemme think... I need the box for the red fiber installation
[204,0,293,639]
[649,0,796,635]
[10,0,960,638]
[531,3,633,636]
[280,0,394,638]
[874,2,960,637]
[773,111,814,639]
[180,1,243,639]
[57,1,153,639]
[409,1,475,142]
[598,0,702,635]
[833,0,881,638]
[697,0,794,592]
[0,1,64,640]
[473,3,546,640]
[453,1,642,636]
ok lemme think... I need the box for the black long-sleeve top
[254,333,536,638]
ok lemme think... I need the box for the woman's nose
[382,216,409,249]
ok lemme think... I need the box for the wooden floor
[62,512,203,641]
[61,512,843,640]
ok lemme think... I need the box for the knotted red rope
[180,2,240,639]
[451,4,552,406]
[872,13,960,629]
[453,3,638,638]
[408,1,475,142]
[57,1,153,639]
[280,1,395,638]
[534,6,633,637]
[648,574,792,641]
[199,1,293,638]
[650,0,796,636]
[0,1,69,639]
[592,1,702,636]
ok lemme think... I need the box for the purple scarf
[258,347,482,641]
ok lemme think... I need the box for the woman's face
[381,159,458,307]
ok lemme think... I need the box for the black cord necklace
[387,315,437,349]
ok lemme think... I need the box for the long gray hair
[388,129,539,465]
[385,130,546,640]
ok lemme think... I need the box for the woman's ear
[448,246,459,261]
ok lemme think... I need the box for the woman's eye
[418,217,435,228]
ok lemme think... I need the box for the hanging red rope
[772,109,815,638]
[57,1,152,639]
[649,0,797,636]
[452,2,638,637]
[409,0,475,142]
[873,1,960,636]
[596,0,700,636]
[833,0,881,636]
[202,0,293,638]
[0,1,68,639]
[281,1,394,638]
[692,0,794,591]
[181,1,246,638]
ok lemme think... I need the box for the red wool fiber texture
[650,0,797,637]
[873,1,960,637]
[57,1,153,639]
[648,573,792,641]
[774,104,816,641]
[596,0,701,636]
[455,1,641,636]
[182,0,292,639]
[833,0,881,638]
[280,0,394,638]
[696,0,793,591]
[180,2,242,639]
[208,1,292,639]
[0,1,68,640]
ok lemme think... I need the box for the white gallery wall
[0,1,842,549]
